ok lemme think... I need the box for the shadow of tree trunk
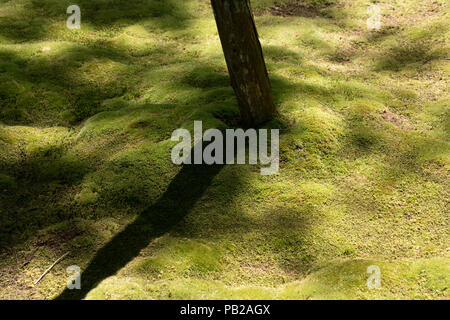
[56,160,224,300]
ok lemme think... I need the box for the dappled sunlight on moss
[0,0,448,300]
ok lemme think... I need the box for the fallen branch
[34,252,70,285]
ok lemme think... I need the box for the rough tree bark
[211,0,276,127]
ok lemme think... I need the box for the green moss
[0,173,17,191]
[134,238,224,279]
[0,0,448,300]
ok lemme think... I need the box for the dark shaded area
[0,42,182,126]
[0,141,92,249]
[375,40,447,72]
[269,0,335,18]
[0,0,198,127]
[180,66,230,89]
[0,0,192,42]
[0,101,219,250]
[57,159,224,299]
[263,45,305,63]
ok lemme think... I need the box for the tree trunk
[211,0,276,127]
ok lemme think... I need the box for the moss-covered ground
[0,0,448,299]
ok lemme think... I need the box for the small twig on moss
[34,252,70,285]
